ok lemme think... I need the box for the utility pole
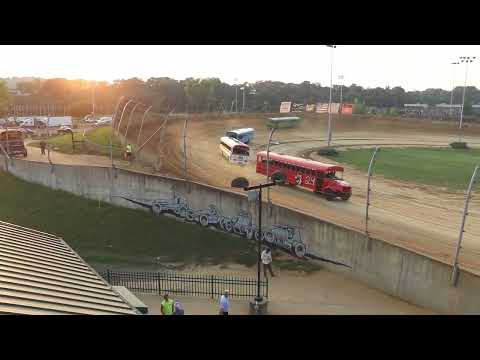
[234,78,238,113]
[450,62,459,118]
[326,45,336,147]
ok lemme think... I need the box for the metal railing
[100,270,268,299]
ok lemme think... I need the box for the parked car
[83,114,96,123]
[57,126,73,135]
[94,117,112,127]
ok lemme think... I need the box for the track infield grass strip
[328,147,480,191]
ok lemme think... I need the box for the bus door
[315,171,325,192]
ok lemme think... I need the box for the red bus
[256,151,351,200]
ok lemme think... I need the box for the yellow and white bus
[219,136,250,165]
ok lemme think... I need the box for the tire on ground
[292,242,307,258]
[199,215,209,227]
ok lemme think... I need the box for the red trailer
[256,151,351,200]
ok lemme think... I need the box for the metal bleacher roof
[0,220,138,315]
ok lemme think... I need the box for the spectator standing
[161,293,174,315]
[261,248,275,279]
[219,290,230,315]
[40,140,46,156]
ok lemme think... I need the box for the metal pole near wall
[451,165,479,286]
[365,147,380,248]
[183,112,189,191]
[266,127,276,215]
[136,105,152,148]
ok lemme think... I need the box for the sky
[1,45,479,91]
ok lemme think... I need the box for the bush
[450,142,469,149]
[317,147,338,156]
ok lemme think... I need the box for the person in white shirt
[219,290,230,315]
[261,247,275,278]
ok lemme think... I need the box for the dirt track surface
[21,115,480,277]
[133,114,480,276]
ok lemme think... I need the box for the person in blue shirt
[219,290,230,315]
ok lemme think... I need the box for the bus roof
[227,128,255,135]
[220,136,249,147]
[257,151,343,173]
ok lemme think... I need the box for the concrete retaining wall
[2,156,480,314]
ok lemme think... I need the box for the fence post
[158,273,161,295]
[211,275,214,299]
[106,269,111,284]
[266,278,269,299]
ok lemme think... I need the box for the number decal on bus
[304,175,315,186]
[295,175,302,185]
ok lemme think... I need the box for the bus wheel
[325,190,336,201]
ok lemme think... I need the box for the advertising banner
[341,103,353,115]
[280,101,292,113]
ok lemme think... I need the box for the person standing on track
[40,140,46,155]
[261,247,275,279]
[219,290,230,315]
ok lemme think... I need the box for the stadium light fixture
[458,56,476,142]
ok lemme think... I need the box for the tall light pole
[234,78,238,113]
[338,75,344,106]
[241,84,248,113]
[92,81,96,121]
[326,45,336,147]
[459,56,476,142]
[450,62,459,118]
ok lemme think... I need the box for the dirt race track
[119,113,480,276]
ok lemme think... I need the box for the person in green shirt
[161,293,174,315]
[124,144,133,161]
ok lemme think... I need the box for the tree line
[2,77,480,117]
